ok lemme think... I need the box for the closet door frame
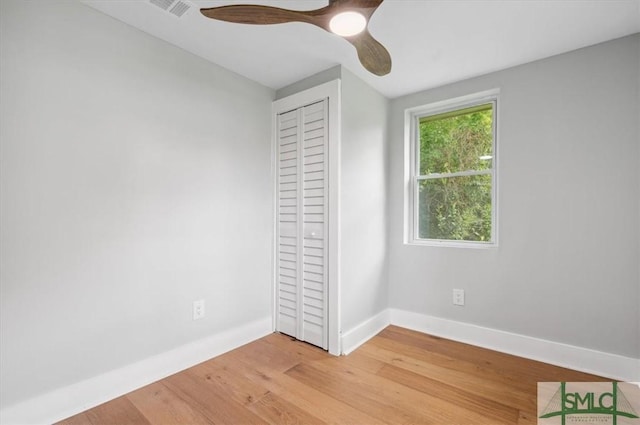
[272,79,341,356]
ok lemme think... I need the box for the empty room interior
[1,0,639,423]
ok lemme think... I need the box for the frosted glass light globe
[329,11,367,37]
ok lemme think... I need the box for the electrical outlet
[193,299,205,320]
[452,289,465,306]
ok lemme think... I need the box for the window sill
[406,239,498,249]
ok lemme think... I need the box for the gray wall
[388,34,640,358]
[0,0,274,408]
[339,68,389,332]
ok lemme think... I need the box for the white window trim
[403,89,500,249]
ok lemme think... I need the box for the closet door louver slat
[276,109,299,339]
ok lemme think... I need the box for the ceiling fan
[200,0,391,76]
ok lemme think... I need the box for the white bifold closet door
[276,99,328,350]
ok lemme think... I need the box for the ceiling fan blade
[346,29,392,76]
[200,4,319,26]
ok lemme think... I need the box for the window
[405,90,498,247]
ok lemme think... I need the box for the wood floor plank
[188,360,271,406]
[375,328,547,394]
[212,346,389,425]
[83,396,150,425]
[376,363,519,424]
[311,348,386,375]
[518,410,538,424]
[360,339,537,411]
[54,412,94,425]
[214,335,320,374]
[285,361,437,424]
[301,356,516,425]
[126,381,213,424]
[373,329,535,391]
[247,391,326,425]
[163,368,269,425]
[260,333,331,362]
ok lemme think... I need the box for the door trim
[272,80,341,355]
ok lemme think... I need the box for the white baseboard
[0,317,272,425]
[341,309,390,355]
[389,309,640,382]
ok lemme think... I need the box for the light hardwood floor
[58,326,608,424]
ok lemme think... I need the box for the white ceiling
[84,0,640,98]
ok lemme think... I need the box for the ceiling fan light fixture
[329,11,367,37]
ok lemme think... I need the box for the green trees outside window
[417,103,494,242]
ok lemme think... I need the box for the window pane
[419,103,493,175]
[418,174,492,241]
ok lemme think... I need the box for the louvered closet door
[276,99,328,350]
